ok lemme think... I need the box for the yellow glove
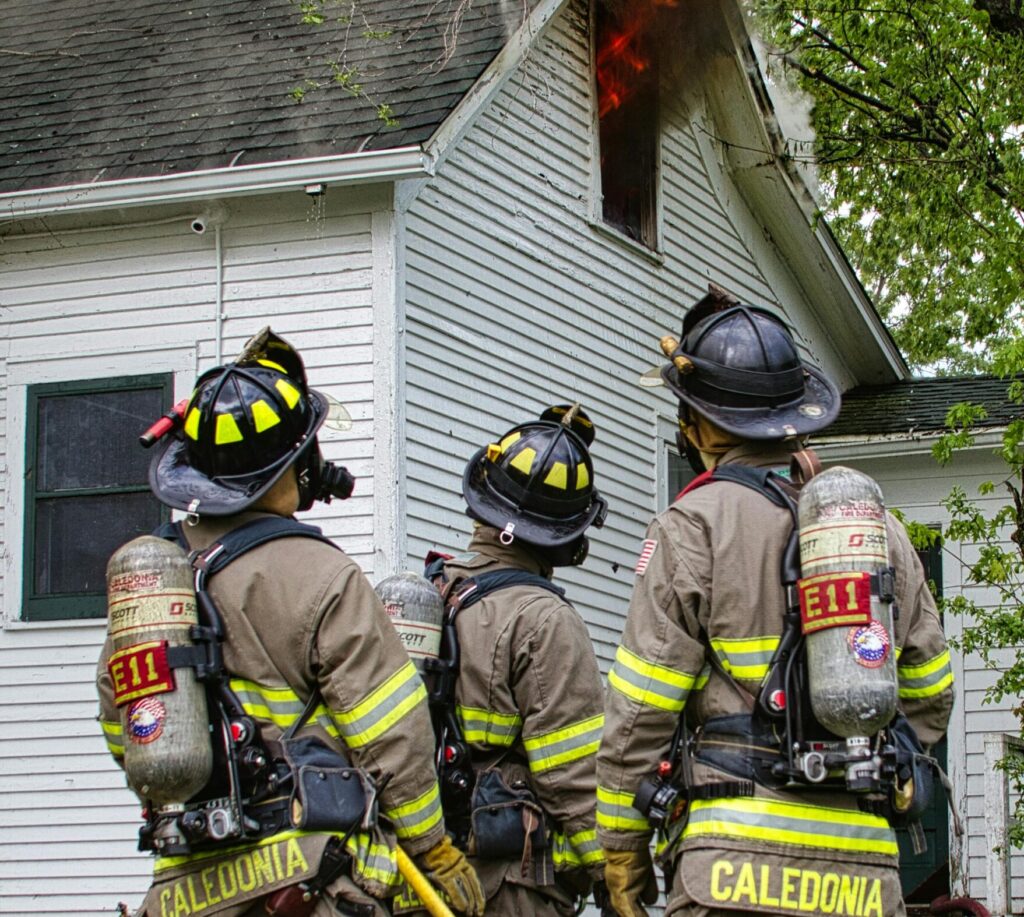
[603,847,659,917]
[415,836,486,916]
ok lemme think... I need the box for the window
[22,374,172,621]
[594,0,660,249]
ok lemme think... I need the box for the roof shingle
[0,0,528,193]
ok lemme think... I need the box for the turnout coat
[97,511,445,916]
[596,445,954,917]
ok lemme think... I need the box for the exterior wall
[401,0,859,669]
[0,186,395,915]
[816,440,1024,913]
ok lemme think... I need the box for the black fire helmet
[462,408,607,549]
[660,304,840,440]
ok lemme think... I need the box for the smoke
[747,22,821,203]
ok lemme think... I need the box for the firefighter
[597,295,954,917]
[97,331,484,917]
[420,405,609,916]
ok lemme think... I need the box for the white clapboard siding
[402,0,842,669]
[819,446,1023,910]
[0,189,388,915]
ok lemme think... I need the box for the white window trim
[3,345,196,629]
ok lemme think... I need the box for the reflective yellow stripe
[101,718,124,757]
[230,679,342,739]
[457,704,522,746]
[684,797,898,856]
[899,650,954,699]
[608,645,696,713]
[551,826,605,869]
[544,461,568,489]
[597,786,650,832]
[335,661,427,748]
[384,783,443,841]
[709,636,778,681]
[524,714,603,773]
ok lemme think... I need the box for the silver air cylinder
[375,572,444,673]
[797,466,898,739]
[106,536,212,807]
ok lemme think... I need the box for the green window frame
[22,374,172,621]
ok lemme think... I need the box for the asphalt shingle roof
[828,376,1021,437]
[0,0,526,192]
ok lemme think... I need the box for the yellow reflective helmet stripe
[499,431,522,452]
[898,649,954,699]
[509,446,536,475]
[250,399,281,433]
[184,407,202,440]
[597,786,650,832]
[257,358,288,374]
[275,378,301,409]
[576,463,590,490]
[215,413,244,444]
[684,797,898,856]
[544,461,568,490]
[523,714,603,773]
[608,645,697,713]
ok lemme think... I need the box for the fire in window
[595,0,666,249]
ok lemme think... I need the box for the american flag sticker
[635,539,658,575]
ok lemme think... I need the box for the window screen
[22,375,171,620]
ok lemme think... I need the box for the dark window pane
[667,450,695,507]
[33,493,163,595]
[36,388,162,492]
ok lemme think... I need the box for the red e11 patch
[798,571,872,634]
[108,641,175,706]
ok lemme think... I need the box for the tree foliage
[751,0,1024,371]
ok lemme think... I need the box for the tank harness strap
[428,565,569,867]
[147,516,356,865]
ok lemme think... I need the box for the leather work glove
[603,847,659,917]
[416,835,486,916]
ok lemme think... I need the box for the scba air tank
[797,466,898,738]
[106,536,212,807]
[375,572,444,673]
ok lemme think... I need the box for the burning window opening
[596,0,672,249]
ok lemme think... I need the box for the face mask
[297,442,356,511]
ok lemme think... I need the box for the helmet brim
[661,362,840,440]
[149,389,329,516]
[462,446,604,547]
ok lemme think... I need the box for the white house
[1,0,987,913]
[818,378,1024,915]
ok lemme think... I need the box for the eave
[0,147,432,221]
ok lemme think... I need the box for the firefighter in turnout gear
[417,405,609,916]
[596,291,954,917]
[97,329,483,917]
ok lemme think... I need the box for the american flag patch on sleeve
[635,539,658,575]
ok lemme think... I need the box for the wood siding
[0,188,391,915]
[402,0,853,669]
[819,446,1023,912]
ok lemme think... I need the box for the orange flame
[596,1,675,117]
